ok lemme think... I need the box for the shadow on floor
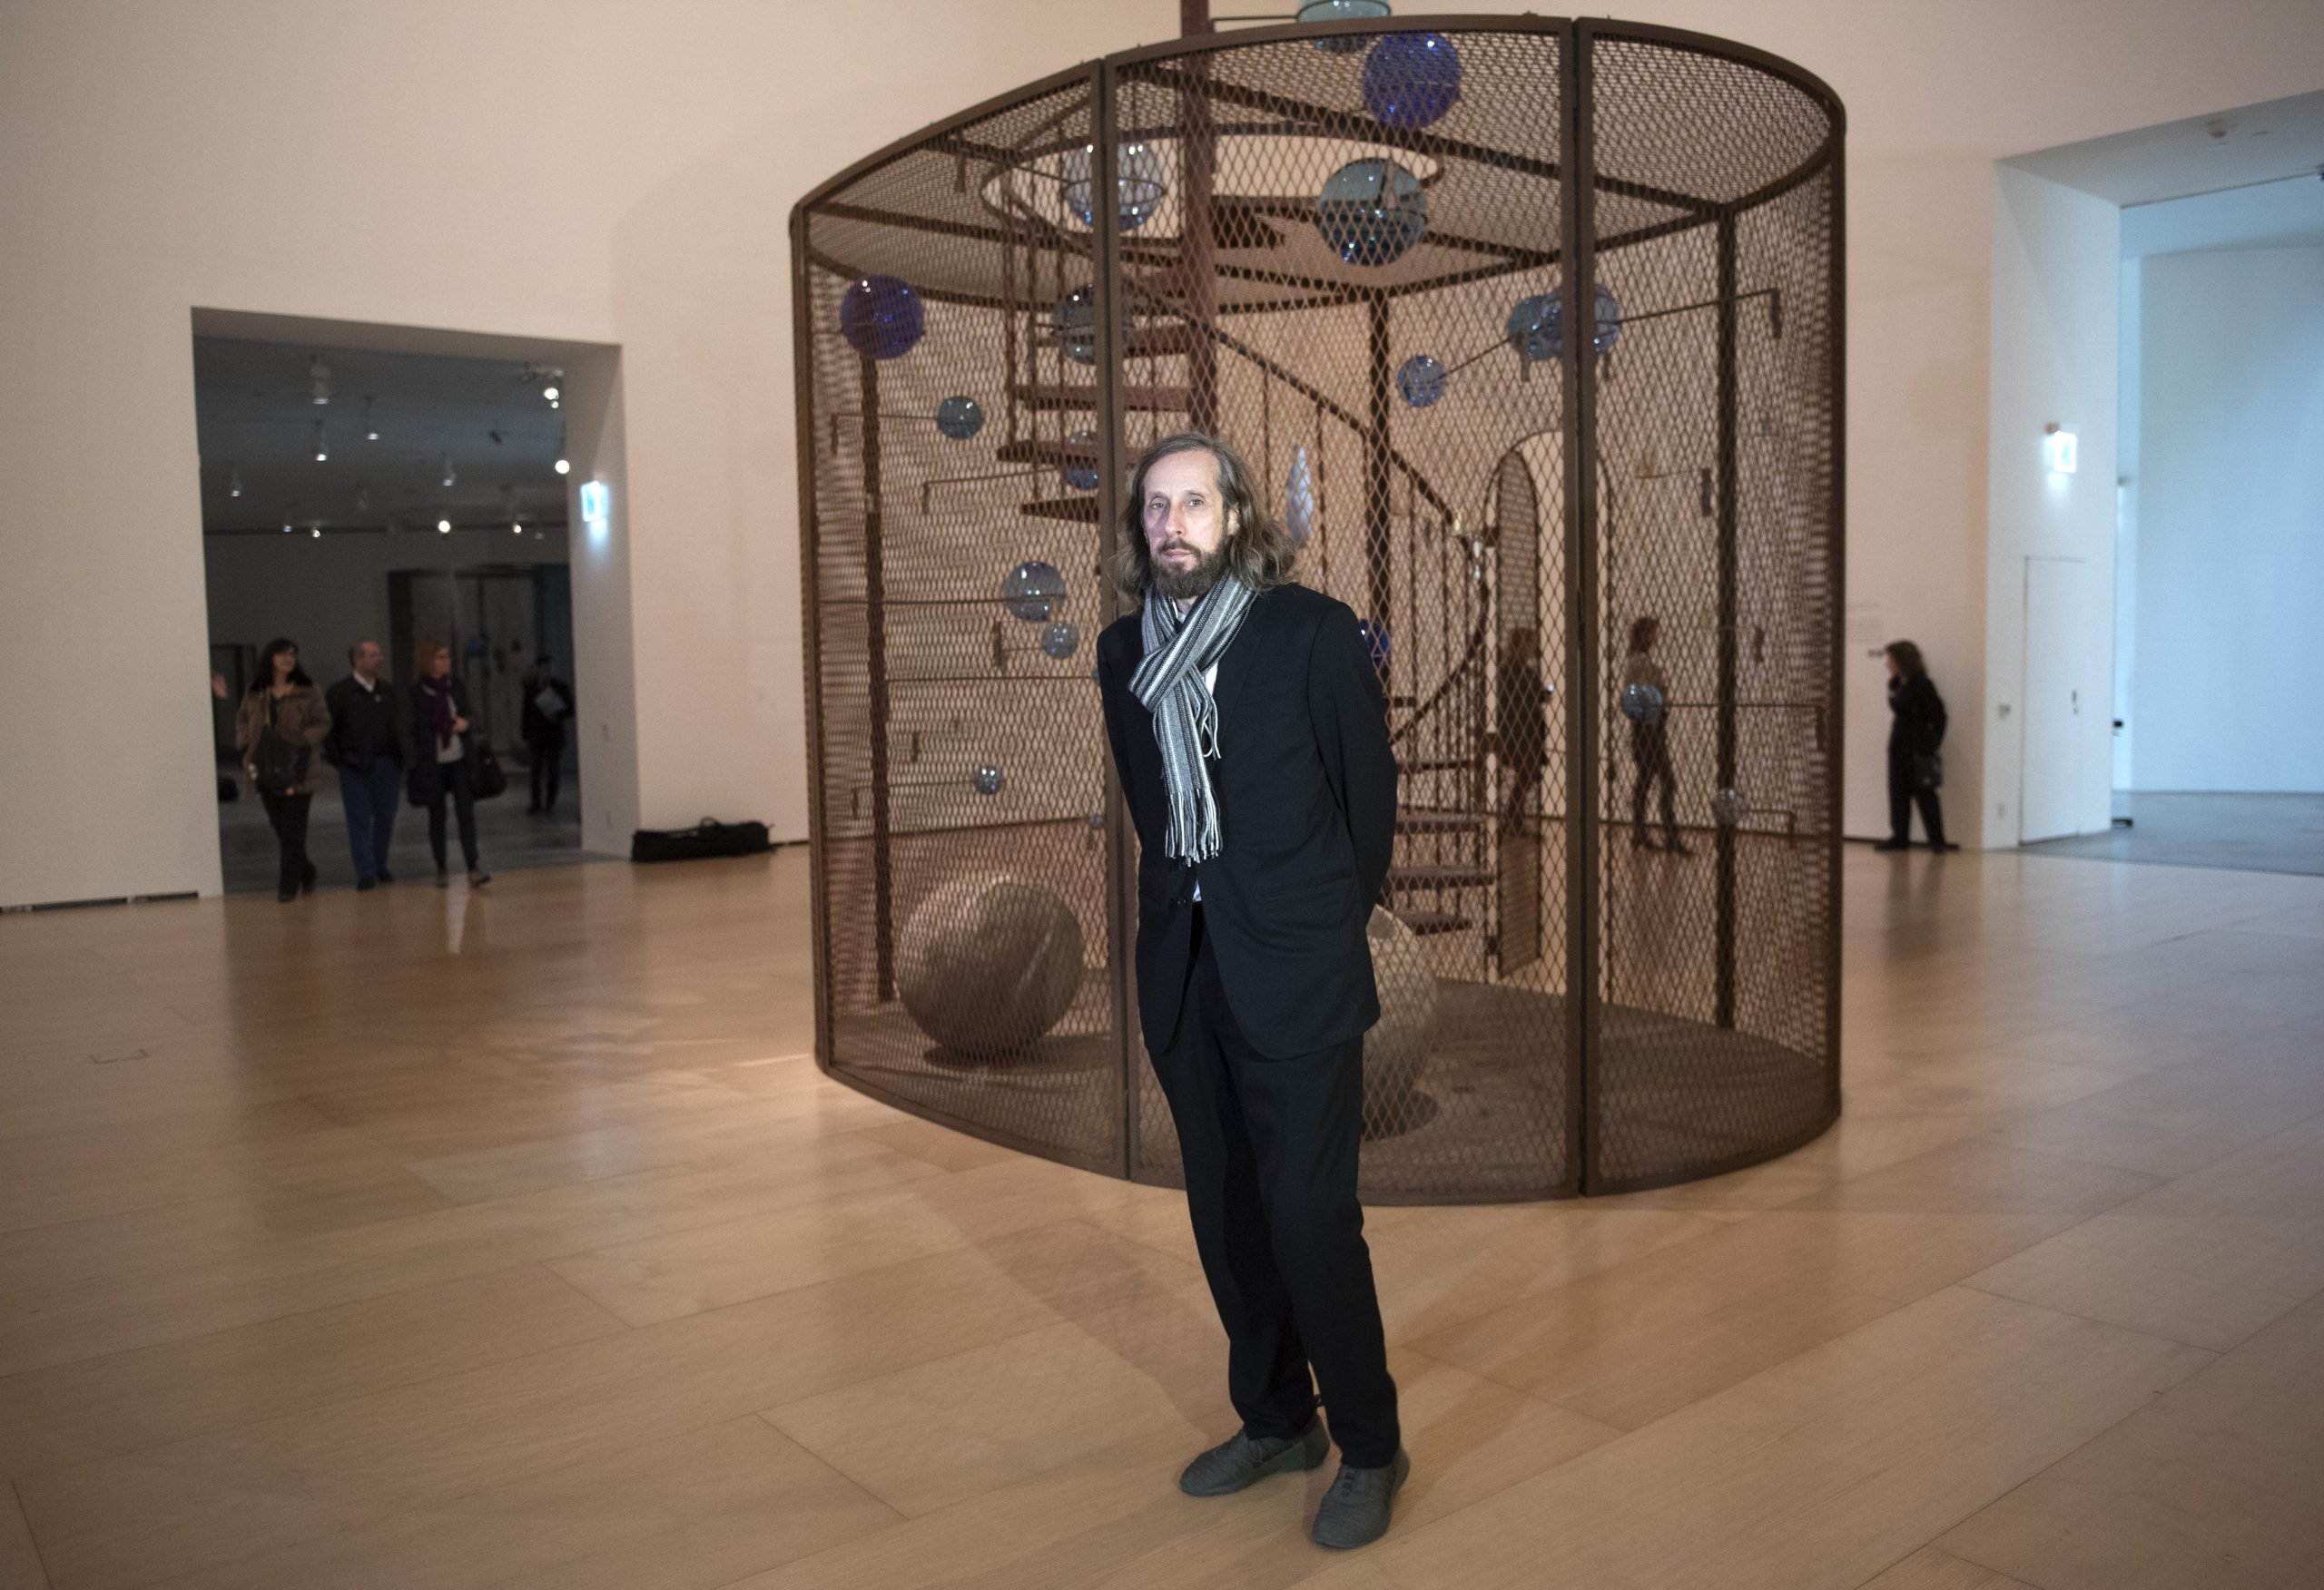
[2022,790,2324,878]
[217,761,615,893]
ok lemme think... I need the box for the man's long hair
[1109,431,1298,606]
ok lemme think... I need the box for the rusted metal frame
[1561,20,1600,1197]
[1823,145,1846,1118]
[1091,62,1140,1180]
[1365,295,1393,676]
[857,351,897,1002]
[791,214,839,1081]
[1712,211,1739,1031]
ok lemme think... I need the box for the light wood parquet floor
[3,846,2321,1590]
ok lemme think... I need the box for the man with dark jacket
[1097,432,1406,1552]
[519,654,576,814]
[323,640,406,889]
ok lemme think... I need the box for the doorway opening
[192,311,626,893]
[1994,91,2324,873]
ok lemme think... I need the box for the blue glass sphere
[1061,142,1168,233]
[838,275,923,360]
[1396,353,1447,408]
[1620,682,1665,723]
[1001,560,1067,623]
[1299,0,1390,52]
[934,395,984,440]
[1052,285,1133,366]
[1363,33,1462,130]
[1357,619,1392,671]
[971,763,1004,796]
[1316,159,1427,267]
[1039,620,1080,660]
[1508,284,1624,363]
[1062,430,1099,492]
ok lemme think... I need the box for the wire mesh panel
[793,17,1841,1200]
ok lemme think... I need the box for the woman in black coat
[407,642,491,888]
[1878,639,1956,852]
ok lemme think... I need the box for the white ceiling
[2007,88,2324,207]
[194,337,569,535]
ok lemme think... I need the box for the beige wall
[3,0,2320,906]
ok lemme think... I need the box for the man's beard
[1151,540,1229,604]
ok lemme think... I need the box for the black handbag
[1911,751,1944,791]
[470,743,508,801]
[631,819,772,863]
[251,700,310,797]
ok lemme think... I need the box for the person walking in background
[519,653,575,815]
[1879,639,1956,852]
[1621,615,1689,855]
[324,640,405,890]
[1495,626,1549,835]
[408,642,490,888]
[234,637,330,902]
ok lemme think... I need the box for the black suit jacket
[1098,583,1399,1061]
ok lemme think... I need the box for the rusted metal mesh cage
[792,16,1843,1197]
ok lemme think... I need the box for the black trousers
[1149,905,1400,1467]
[527,737,564,811]
[1630,721,1679,840]
[427,758,481,871]
[259,790,313,893]
[1886,744,1949,846]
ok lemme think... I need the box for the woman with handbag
[406,642,492,888]
[234,637,332,901]
[1878,639,1957,852]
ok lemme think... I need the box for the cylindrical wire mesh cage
[793,15,1843,1199]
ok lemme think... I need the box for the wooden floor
[3,847,2322,1590]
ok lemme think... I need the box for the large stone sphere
[1364,906,1440,1127]
[898,875,1084,1059]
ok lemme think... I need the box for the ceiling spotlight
[543,385,559,402]
[281,521,293,534]
[312,419,329,462]
[311,526,322,539]
[438,518,452,534]
[309,355,330,406]
[228,464,242,498]
[363,397,379,440]
[555,457,571,476]
[440,454,457,487]
[512,522,523,535]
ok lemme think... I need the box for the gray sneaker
[1311,1448,1411,1549]
[1177,1421,1329,1497]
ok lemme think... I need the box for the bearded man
[1096,430,1407,1550]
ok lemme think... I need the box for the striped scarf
[1129,572,1259,866]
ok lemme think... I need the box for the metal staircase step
[1387,864,1495,889]
[1009,381,1190,412]
[1393,908,1473,937]
[1397,756,1478,774]
[1125,324,1201,358]
[1395,810,1488,834]
[994,437,1096,466]
[1019,497,1101,523]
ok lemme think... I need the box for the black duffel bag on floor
[630,818,773,863]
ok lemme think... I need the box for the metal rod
[1093,59,1138,1181]
[1561,21,1600,1198]
[860,352,896,1002]
[1713,213,1740,1031]
[790,211,837,1080]
[1367,294,1393,680]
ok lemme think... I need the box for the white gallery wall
[2132,242,2324,791]
[5,0,2324,906]
[1980,165,2122,845]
